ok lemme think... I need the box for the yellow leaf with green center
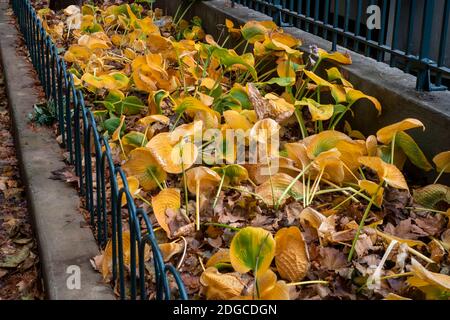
[241,20,276,43]
[376,118,424,144]
[230,226,275,274]
[305,130,352,159]
[81,73,105,90]
[358,156,408,190]
[213,164,249,186]
[317,48,352,64]
[122,147,167,191]
[152,188,181,237]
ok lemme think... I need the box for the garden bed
[20,0,450,300]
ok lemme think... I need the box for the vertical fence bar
[305,0,311,32]
[313,0,320,35]
[322,0,330,39]
[365,0,375,56]
[390,0,402,67]
[332,0,339,51]
[416,0,436,90]
[404,0,417,73]
[436,0,450,86]
[353,0,363,51]
[377,0,388,62]
[343,0,350,47]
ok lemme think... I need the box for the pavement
[0,3,114,300]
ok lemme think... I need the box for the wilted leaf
[274,227,310,282]
[152,188,181,237]
[413,184,450,209]
[200,267,245,299]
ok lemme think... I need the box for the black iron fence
[11,0,187,300]
[232,0,450,91]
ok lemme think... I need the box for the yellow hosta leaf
[78,33,110,50]
[326,67,353,88]
[251,269,291,300]
[200,267,245,300]
[64,45,91,63]
[359,179,384,206]
[249,118,280,148]
[159,241,183,262]
[358,156,408,190]
[230,227,275,274]
[384,293,411,300]
[101,230,135,280]
[433,151,450,173]
[117,175,140,207]
[299,207,327,230]
[255,173,303,207]
[137,115,170,126]
[185,166,221,195]
[274,227,310,282]
[223,110,253,131]
[346,88,381,115]
[410,258,450,291]
[146,132,198,174]
[317,48,352,64]
[152,188,181,238]
[376,118,424,144]
[112,115,126,141]
[206,249,231,268]
[122,147,167,191]
[374,229,426,248]
[297,98,334,121]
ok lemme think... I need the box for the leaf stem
[348,182,383,261]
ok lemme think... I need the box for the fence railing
[232,0,450,91]
[11,0,187,300]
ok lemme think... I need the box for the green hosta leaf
[265,77,296,87]
[104,117,125,135]
[122,131,148,147]
[121,96,146,115]
[395,131,433,171]
[229,87,251,109]
[413,184,450,209]
[230,227,275,275]
[212,47,257,81]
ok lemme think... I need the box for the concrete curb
[0,4,114,300]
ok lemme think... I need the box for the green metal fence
[11,0,188,300]
[232,0,450,91]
